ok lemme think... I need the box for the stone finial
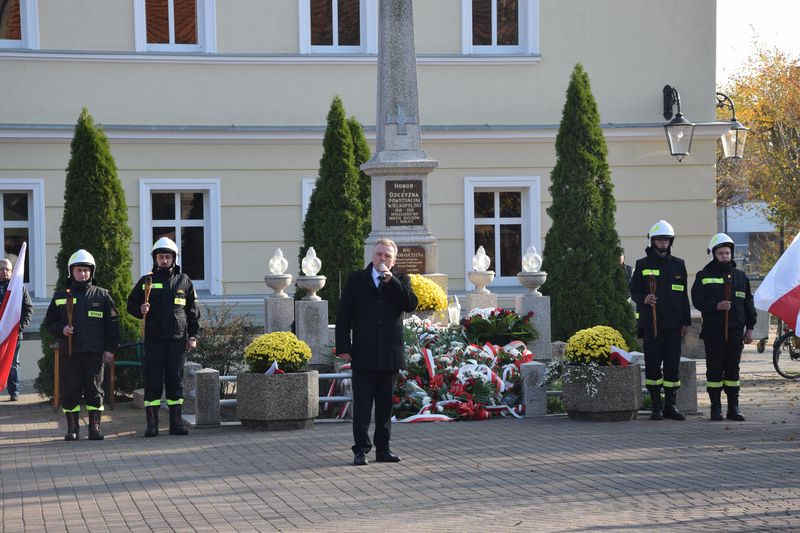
[301,247,322,276]
[268,248,289,275]
[522,245,542,272]
[472,246,491,272]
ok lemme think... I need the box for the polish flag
[754,233,800,331]
[610,345,633,367]
[0,243,26,390]
[421,348,435,380]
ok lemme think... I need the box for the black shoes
[88,411,104,440]
[726,405,746,422]
[168,404,188,435]
[64,412,79,441]
[353,450,368,466]
[144,405,159,437]
[375,451,401,463]
[9,394,18,401]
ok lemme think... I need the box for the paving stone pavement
[2,342,799,532]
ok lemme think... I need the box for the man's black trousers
[351,369,396,455]
[643,327,682,389]
[703,328,743,392]
[60,352,104,409]
[143,339,186,402]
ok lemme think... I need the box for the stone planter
[406,309,448,324]
[237,371,319,430]
[562,363,642,421]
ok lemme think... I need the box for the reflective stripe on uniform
[706,381,724,388]
[166,398,184,406]
[62,405,80,413]
[88,310,103,318]
[645,378,663,386]
[635,312,639,319]
[144,400,162,407]
[702,277,724,285]
[671,284,684,291]
[55,298,77,306]
[143,282,164,289]
[735,291,745,298]
[86,404,104,411]
[174,298,186,305]
[723,379,741,387]
[663,380,681,388]
[641,269,660,276]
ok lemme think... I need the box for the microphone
[377,263,388,281]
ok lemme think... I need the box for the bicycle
[773,325,800,379]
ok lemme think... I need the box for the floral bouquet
[461,307,538,346]
[563,325,629,366]
[244,331,312,373]
[408,273,448,311]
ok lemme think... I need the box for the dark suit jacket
[335,263,418,371]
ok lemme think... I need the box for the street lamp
[663,85,695,162]
[716,92,749,159]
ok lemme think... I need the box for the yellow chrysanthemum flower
[244,331,312,373]
[409,274,448,311]
[564,325,628,365]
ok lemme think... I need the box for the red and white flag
[610,345,633,367]
[754,233,800,331]
[0,243,26,391]
[421,348,435,380]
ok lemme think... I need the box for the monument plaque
[386,180,423,226]
[394,245,426,274]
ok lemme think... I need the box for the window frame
[461,0,539,56]
[138,179,222,294]
[0,0,39,49]
[464,176,541,288]
[0,179,44,298]
[133,0,216,53]
[298,0,377,55]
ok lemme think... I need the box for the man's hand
[377,263,393,283]
[744,329,754,344]
[186,337,197,351]
[716,300,732,311]
[103,351,114,363]
[339,352,352,363]
[62,325,73,336]
[680,325,689,337]
[140,302,151,315]
[644,294,657,306]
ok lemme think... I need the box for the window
[461,0,538,55]
[134,0,216,52]
[464,177,540,287]
[0,180,44,298]
[299,0,376,54]
[0,0,39,49]
[139,180,221,294]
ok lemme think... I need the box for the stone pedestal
[516,293,552,361]
[424,273,448,293]
[295,300,330,366]
[182,362,203,415]
[551,341,566,359]
[563,364,642,421]
[265,297,293,333]
[237,371,319,430]
[677,357,698,414]
[194,368,220,426]
[521,361,547,417]
[465,291,497,311]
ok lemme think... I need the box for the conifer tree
[348,116,372,239]
[35,108,138,396]
[298,96,364,320]
[540,64,636,346]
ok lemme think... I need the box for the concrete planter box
[563,363,642,421]
[237,371,319,430]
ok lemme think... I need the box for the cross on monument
[386,104,416,136]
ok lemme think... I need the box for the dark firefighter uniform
[691,252,756,421]
[630,247,691,419]
[45,277,120,439]
[127,263,199,435]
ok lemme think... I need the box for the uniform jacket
[127,265,200,341]
[44,281,120,355]
[335,263,418,371]
[691,258,756,335]
[0,281,33,333]
[629,247,691,333]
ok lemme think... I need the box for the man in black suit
[336,238,418,466]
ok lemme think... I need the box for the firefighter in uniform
[691,233,756,421]
[127,237,199,437]
[44,250,120,441]
[629,220,691,421]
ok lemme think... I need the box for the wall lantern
[715,92,749,160]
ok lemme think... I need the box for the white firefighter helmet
[647,220,675,240]
[151,236,179,258]
[67,249,96,278]
[707,232,735,255]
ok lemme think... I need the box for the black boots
[649,390,663,420]
[662,388,685,420]
[88,410,104,440]
[145,405,159,437]
[726,390,745,421]
[709,389,724,421]
[64,411,79,441]
[169,404,188,436]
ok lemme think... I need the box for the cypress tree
[298,96,364,320]
[35,108,138,396]
[540,64,636,346]
[347,116,372,239]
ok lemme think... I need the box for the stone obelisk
[362,0,439,274]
